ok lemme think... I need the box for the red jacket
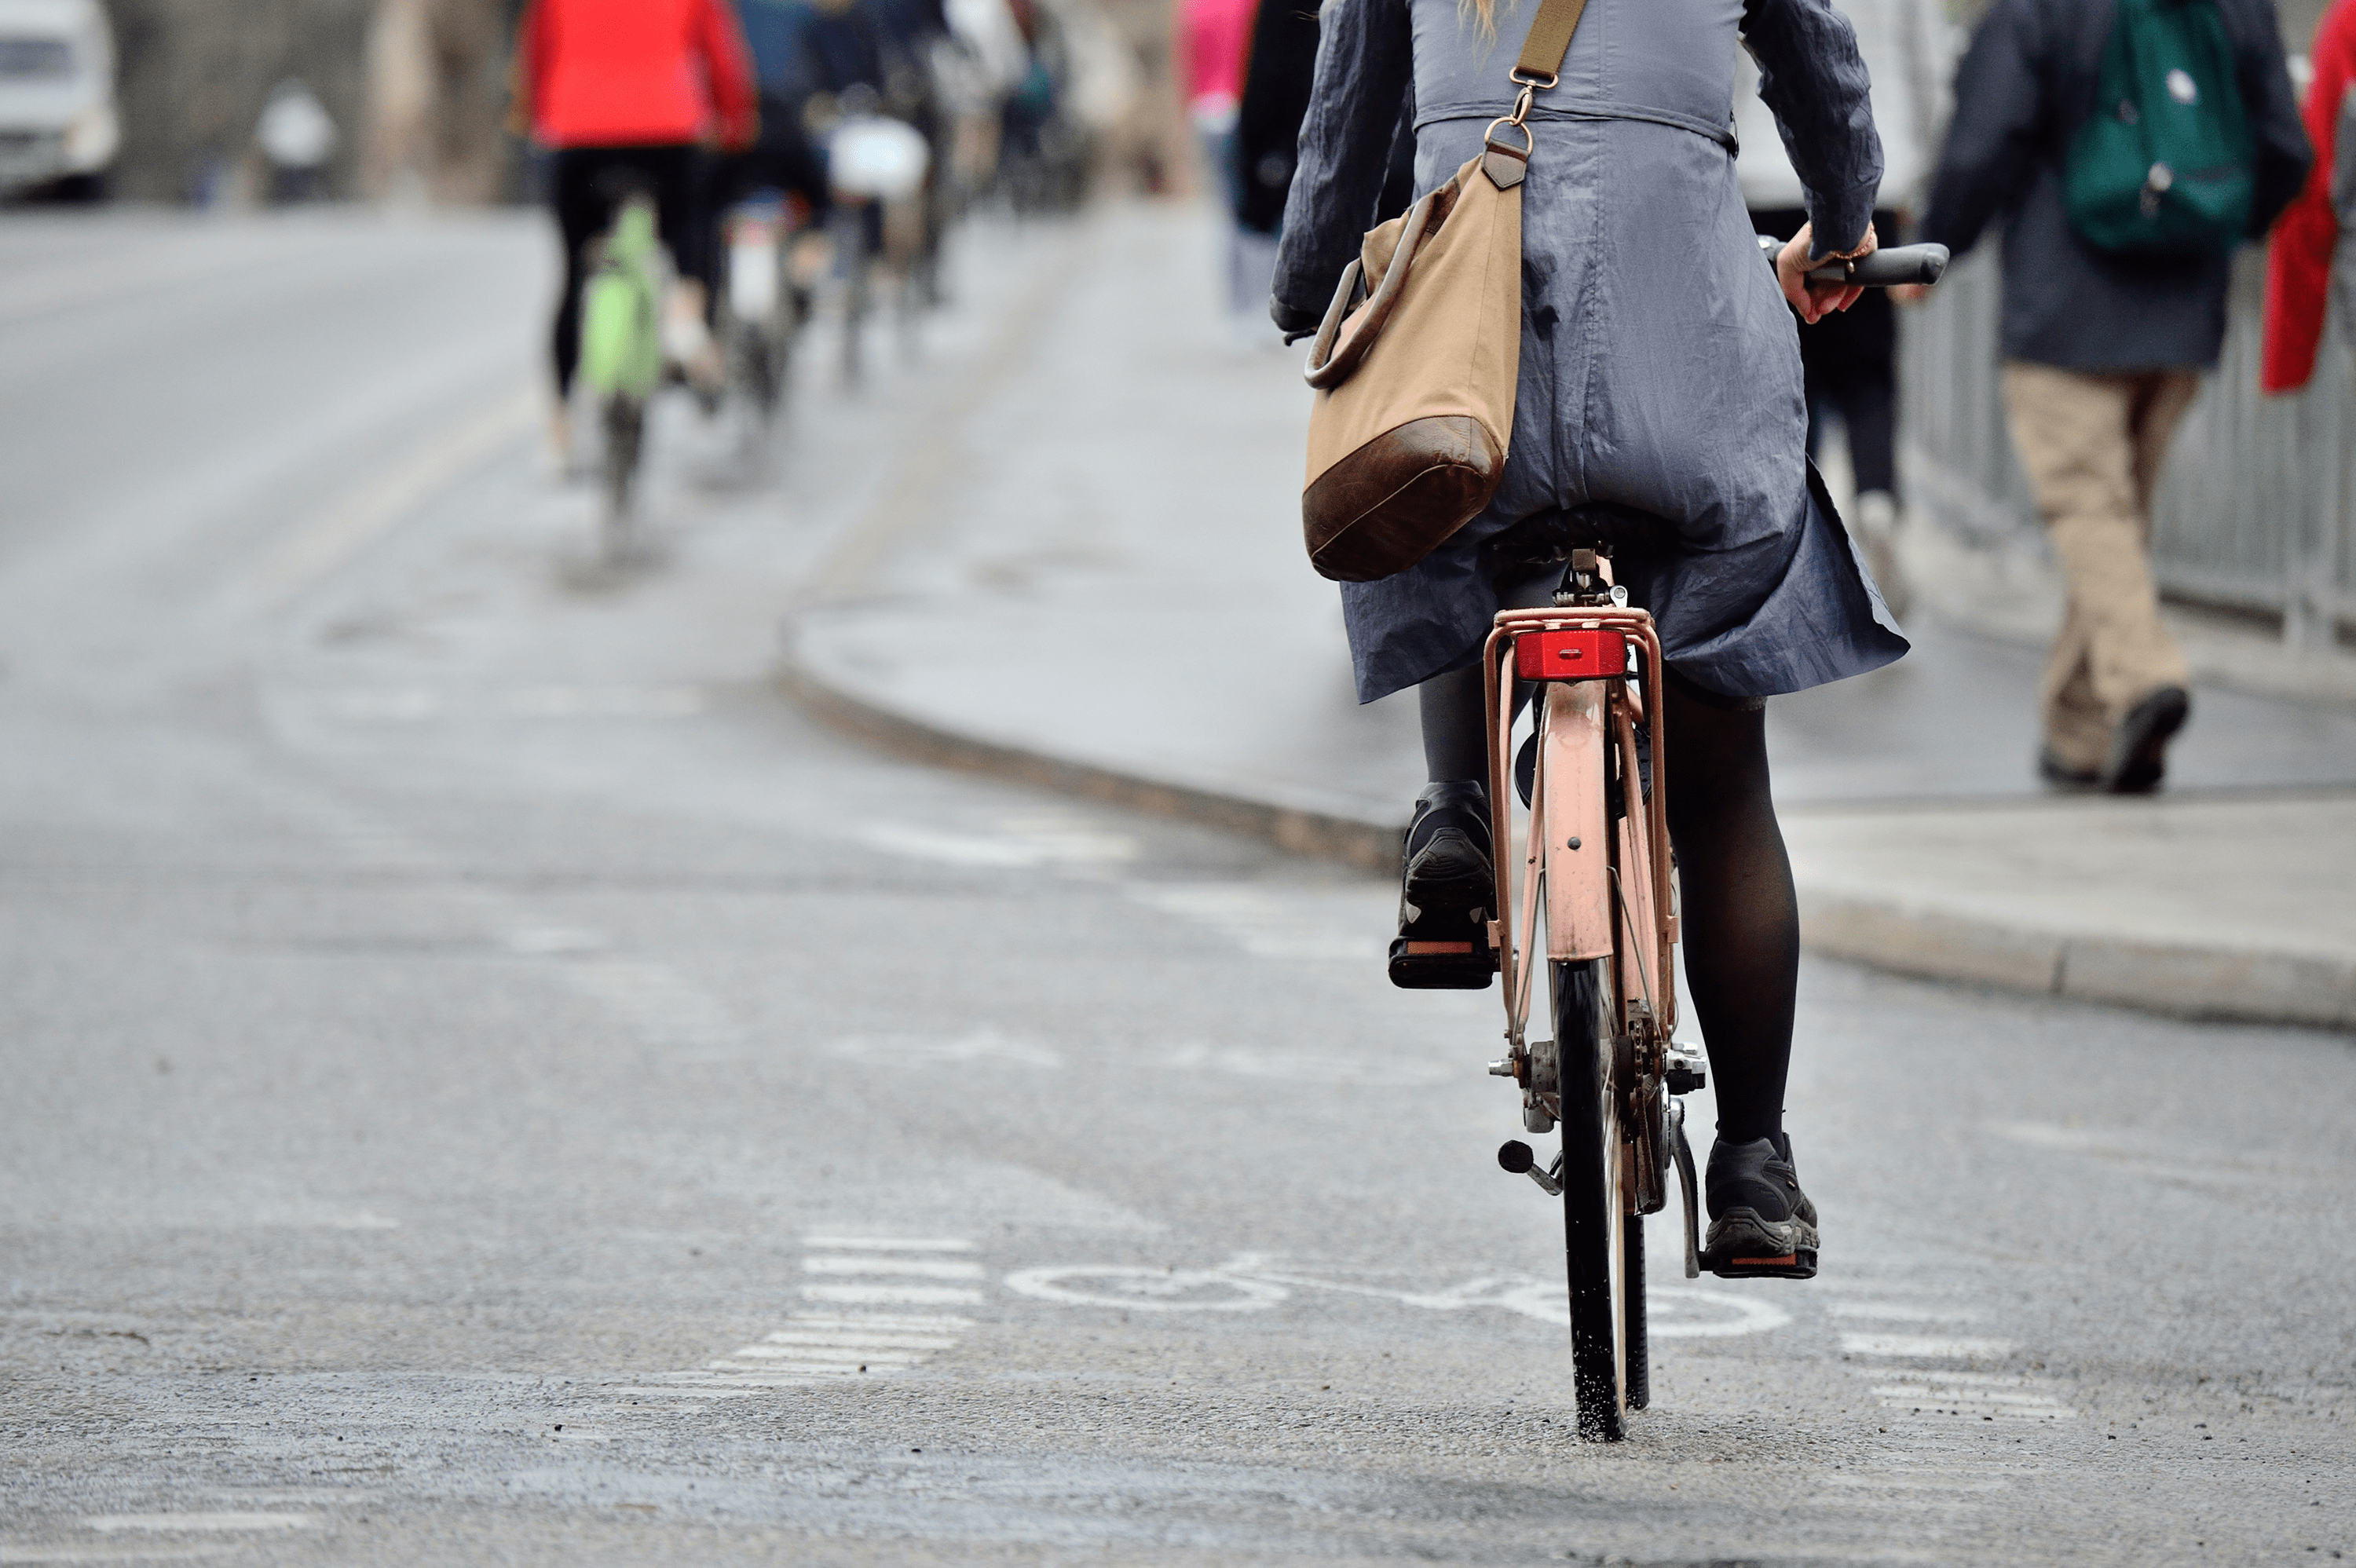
[2263,0,2356,392]
[518,0,758,152]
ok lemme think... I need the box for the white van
[0,0,118,196]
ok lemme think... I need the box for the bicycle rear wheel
[1554,955,1630,1441]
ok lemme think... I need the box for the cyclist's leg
[551,148,608,400]
[644,145,713,300]
[638,144,724,389]
[1392,568,1562,988]
[1660,671,1819,1274]
[1658,671,1793,1149]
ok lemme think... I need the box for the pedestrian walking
[1920,0,2308,792]
[2263,0,2356,391]
[513,0,759,459]
[1735,0,1952,615]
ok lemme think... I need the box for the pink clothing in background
[1181,0,1256,120]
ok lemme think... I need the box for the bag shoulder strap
[1514,0,1591,82]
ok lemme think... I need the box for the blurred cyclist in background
[794,0,953,275]
[514,0,759,460]
[724,0,835,227]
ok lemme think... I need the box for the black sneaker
[1700,1134,1818,1279]
[1388,781,1498,990]
[1403,780,1494,914]
[2100,685,2190,795]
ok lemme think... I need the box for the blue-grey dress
[1273,0,1912,703]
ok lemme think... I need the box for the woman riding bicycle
[1271,0,1909,1274]
[515,0,759,456]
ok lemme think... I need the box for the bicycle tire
[1553,955,1629,1441]
[600,394,644,556]
[1623,1211,1649,1410]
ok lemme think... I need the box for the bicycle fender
[1613,711,1666,1020]
[1541,681,1613,963]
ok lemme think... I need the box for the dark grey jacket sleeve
[1742,0,1883,254]
[1919,0,2046,257]
[1269,0,1414,331]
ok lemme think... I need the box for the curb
[779,658,1403,875]
[1798,889,2356,1031]
[785,649,2354,1033]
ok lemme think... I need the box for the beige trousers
[2002,363,2200,771]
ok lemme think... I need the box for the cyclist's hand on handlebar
[1776,220,1876,324]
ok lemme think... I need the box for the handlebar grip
[1804,243,1950,287]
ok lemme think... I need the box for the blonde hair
[1458,0,1508,42]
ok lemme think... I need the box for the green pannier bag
[2065,0,2256,255]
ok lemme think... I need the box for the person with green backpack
[1920,0,2308,792]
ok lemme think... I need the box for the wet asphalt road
[1,208,2352,1566]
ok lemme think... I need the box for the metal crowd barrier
[1897,244,2356,645]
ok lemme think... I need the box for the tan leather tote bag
[1300,0,1590,583]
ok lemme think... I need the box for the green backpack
[2065,0,2256,255]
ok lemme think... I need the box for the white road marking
[858,824,1052,867]
[1829,1303,2080,1422]
[1841,1332,2017,1360]
[801,1284,985,1306]
[803,1256,986,1280]
[1827,1301,1983,1322]
[1151,1041,1448,1087]
[1123,884,1374,963]
[986,815,1138,864]
[565,959,739,1051]
[756,1330,961,1350]
[1004,1255,1792,1337]
[721,1347,930,1365]
[0,1550,240,1564]
[827,1028,1063,1068]
[82,1517,314,1534]
[1004,1266,1291,1313]
[627,1243,981,1398]
[855,817,1138,870]
[1871,1386,2078,1420]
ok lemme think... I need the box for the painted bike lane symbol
[1002,1252,1788,1339]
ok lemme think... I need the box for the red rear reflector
[1516,628,1629,682]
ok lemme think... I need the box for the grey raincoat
[1272,0,1911,703]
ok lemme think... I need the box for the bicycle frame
[1481,604,1677,1069]
[1480,597,1698,1438]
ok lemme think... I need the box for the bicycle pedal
[1703,1246,1817,1281]
[1387,936,1497,989]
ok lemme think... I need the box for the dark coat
[1919,0,2310,371]
[1235,0,1323,234]
[1272,0,1909,704]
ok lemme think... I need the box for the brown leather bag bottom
[1303,414,1504,583]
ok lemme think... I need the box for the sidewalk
[785,202,2356,1032]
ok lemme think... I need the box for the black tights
[1417,662,1798,1146]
